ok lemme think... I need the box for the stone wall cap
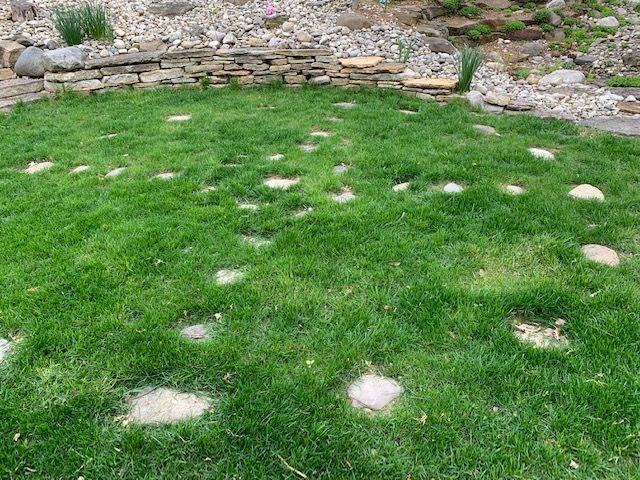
[85,51,163,69]
[402,78,458,90]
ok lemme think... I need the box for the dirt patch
[513,316,568,348]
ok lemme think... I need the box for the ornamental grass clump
[53,2,112,46]
[53,7,84,46]
[455,46,484,92]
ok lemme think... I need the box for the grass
[607,75,640,88]
[53,1,112,46]
[1,86,640,479]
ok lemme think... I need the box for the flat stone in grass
[237,202,258,210]
[333,163,349,175]
[166,114,191,122]
[568,184,604,201]
[331,188,356,203]
[263,176,299,189]
[98,133,118,140]
[443,182,464,193]
[201,185,217,193]
[292,206,314,217]
[241,234,271,247]
[399,109,418,115]
[154,172,176,180]
[180,324,209,342]
[473,124,498,135]
[125,387,211,425]
[311,130,331,137]
[347,373,403,412]
[24,161,53,174]
[0,338,11,365]
[105,167,126,178]
[528,147,554,160]
[325,116,343,122]
[299,143,318,153]
[333,102,356,109]
[514,321,568,348]
[393,182,410,192]
[581,244,620,266]
[268,153,284,161]
[506,184,525,195]
[70,165,90,174]
[215,269,244,285]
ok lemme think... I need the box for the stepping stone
[347,373,403,412]
[399,109,418,115]
[241,234,271,247]
[325,116,343,122]
[166,114,191,122]
[506,184,525,195]
[201,185,217,193]
[268,153,284,161]
[443,182,464,194]
[105,167,126,178]
[215,269,244,285]
[568,184,604,202]
[263,176,299,189]
[98,133,118,140]
[24,161,53,174]
[333,102,356,109]
[0,338,11,365]
[473,124,498,135]
[393,182,410,192]
[292,206,314,217]
[237,202,258,210]
[514,321,568,349]
[180,324,209,342]
[581,244,620,266]
[299,143,318,152]
[311,130,331,137]
[154,172,176,180]
[333,163,349,175]
[70,165,90,174]
[331,188,356,203]
[125,387,211,425]
[528,148,554,160]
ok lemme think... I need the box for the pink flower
[265,3,276,16]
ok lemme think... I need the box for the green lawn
[1,86,639,479]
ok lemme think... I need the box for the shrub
[455,45,484,92]
[541,23,554,32]
[501,20,526,33]
[441,0,461,11]
[635,3,640,13]
[459,5,481,18]
[524,1,536,8]
[397,37,414,63]
[53,7,84,46]
[607,75,640,87]
[80,2,112,41]
[513,68,530,80]
[533,9,550,24]
[467,24,492,40]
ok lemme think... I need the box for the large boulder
[0,40,26,68]
[424,37,456,55]
[148,1,194,16]
[538,69,585,86]
[595,16,619,28]
[14,46,46,77]
[336,12,372,30]
[43,47,86,72]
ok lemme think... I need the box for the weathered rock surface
[14,46,45,77]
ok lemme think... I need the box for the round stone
[241,235,271,247]
[263,176,300,189]
[473,124,498,135]
[0,338,11,365]
[333,164,349,175]
[399,109,418,115]
[393,182,410,192]
[154,172,176,180]
[299,143,318,152]
[331,188,356,203]
[268,153,284,161]
[347,373,403,411]
[237,202,258,210]
[70,165,90,174]
[166,114,192,122]
[24,161,53,174]
[568,184,604,201]
[125,387,211,425]
[201,185,217,193]
[581,244,620,266]
[528,148,555,160]
[443,182,464,194]
[506,184,525,195]
[215,269,244,284]
[514,321,568,348]
[105,167,126,178]
[180,324,209,342]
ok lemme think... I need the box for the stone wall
[40,47,457,99]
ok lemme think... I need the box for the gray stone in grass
[473,124,498,135]
[263,176,299,189]
[311,130,331,137]
[399,109,418,115]
[331,188,356,203]
[325,116,343,122]
[506,184,525,195]
[568,184,604,201]
[167,114,191,122]
[393,182,410,192]
[333,164,349,174]
[215,269,244,284]
[0,338,11,365]
[268,153,284,161]
[105,167,126,178]
[443,182,464,193]
[70,165,90,174]
[528,147,554,160]
[237,202,258,210]
[581,244,620,266]
[347,373,403,411]
[154,172,176,180]
[332,102,356,109]
[241,235,271,247]
[180,324,209,342]
[125,387,210,425]
[24,161,53,174]
[299,143,318,152]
